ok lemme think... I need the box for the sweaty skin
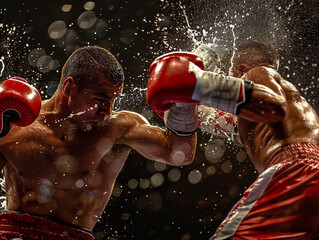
[236,66,319,173]
[0,76,196,230]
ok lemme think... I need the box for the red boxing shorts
[0,211,95,240]
[211,143,319,240]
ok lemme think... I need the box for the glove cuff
[164,104,198,136]
[191,69,254,115]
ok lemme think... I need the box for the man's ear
[61,77,75,96]
[238,64,250,76]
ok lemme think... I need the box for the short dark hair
[221,40,280,72]
[59,46,124,91]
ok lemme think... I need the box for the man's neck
[40,95,81,139]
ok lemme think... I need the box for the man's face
[68,77,123,130]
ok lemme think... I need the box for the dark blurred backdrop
[0,0,318,239]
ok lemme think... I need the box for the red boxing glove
[147,52,204,113]
[147,52,204,136]
[0,77,41,140]
[147,51,254,115]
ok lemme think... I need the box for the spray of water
[0,58,4,77]
[0,174,5,211]
[229,24,238,74]
[114,88,147,112]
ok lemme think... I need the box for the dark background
[0,0,318,239]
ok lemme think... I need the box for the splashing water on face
[51,87,149,126]
[54,110,87,124]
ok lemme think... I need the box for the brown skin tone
[0,76,197,230]
[230,55,319,173]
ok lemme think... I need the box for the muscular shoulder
[110,111,150,129]
[244,66,281,84]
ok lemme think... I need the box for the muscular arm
[117,112,197,166]
[239,67,287,123]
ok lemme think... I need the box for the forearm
[121,123,196,166]
[167,129,197,166]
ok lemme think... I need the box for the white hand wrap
[191,69,254,115]
[164,104,198,136]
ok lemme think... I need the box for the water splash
[114,87,147,112]
[229,24,238,74]
[0,58,4,77]
[0,173,6,211]
[50,88,148,125]
[178,1,200,48]
[54,110,88,124]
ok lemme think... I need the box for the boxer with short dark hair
[148,40,319,239]
[0,46,197,239]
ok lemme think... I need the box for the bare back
[0,111,142,230]
[237,67,319,172]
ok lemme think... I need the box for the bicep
[120,122,172,162]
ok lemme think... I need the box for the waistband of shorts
[265,142,319,169]
[0,210,94,237]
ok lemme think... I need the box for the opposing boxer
[0,46,197,239]
[148,40,319,239]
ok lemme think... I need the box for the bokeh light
[84,1,95,11]
[127,178,139,189]
[236,150,247,162]
[139,178,150,189]
[150,173,164,187]
[62,4,72,12]
[168,168,182,182]
[188,169,202,184]
[77,11,97,29]
[112,183,123,197]
[205,141,225,163]
[37,55,54,73]
[28,48,46,67]
[48,21,67,39]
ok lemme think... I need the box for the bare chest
[1,125,125,180]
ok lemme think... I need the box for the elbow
[168,150,195,166]
[168,133,197,166]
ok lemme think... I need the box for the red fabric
[218,143,319,240]
[0,211,95,240]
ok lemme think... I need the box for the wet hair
[59,46,124,91]
[221,40,280,72]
